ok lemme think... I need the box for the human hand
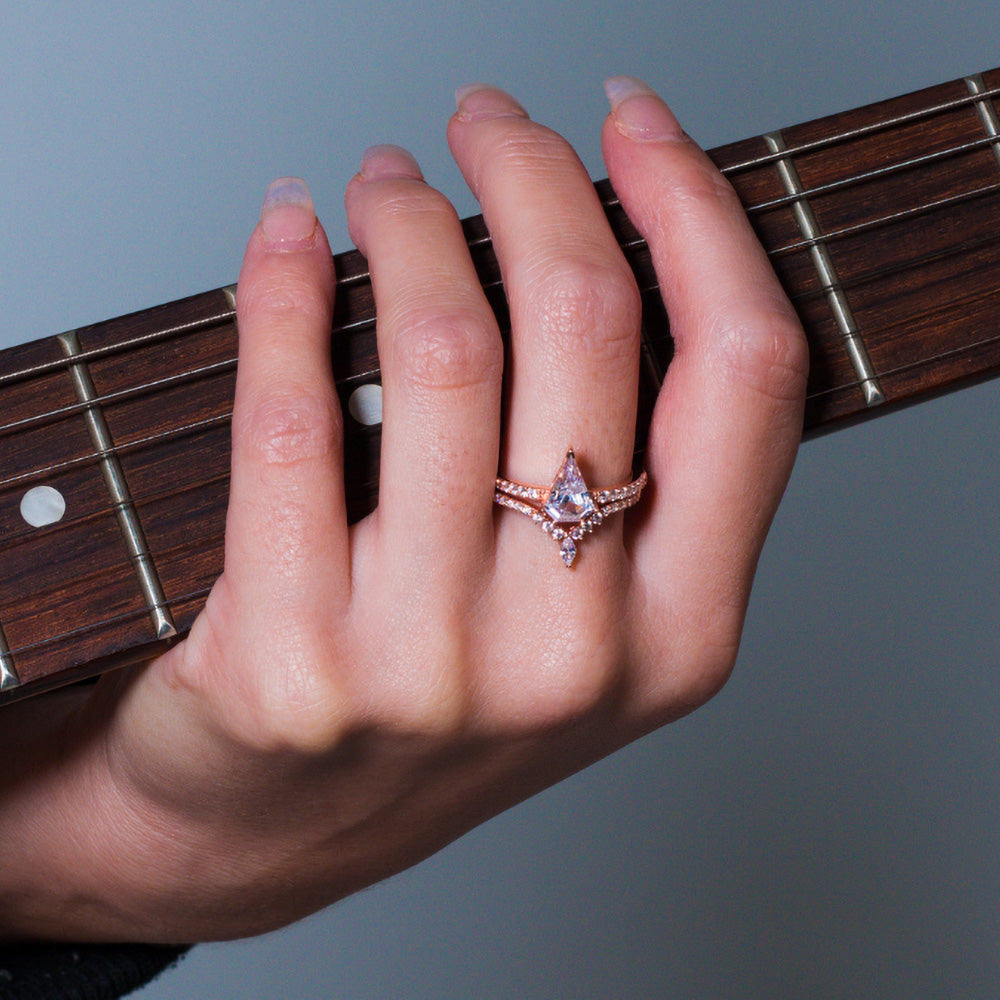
[0,78,807,942]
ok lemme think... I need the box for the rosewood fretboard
[2,69,1000,704]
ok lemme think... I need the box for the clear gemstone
[560,536,577,567]
[544,450,596,524]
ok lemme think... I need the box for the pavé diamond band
[494,449,647,568]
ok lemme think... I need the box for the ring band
[494,449,647,567]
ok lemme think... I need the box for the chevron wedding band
[494,449,647,568]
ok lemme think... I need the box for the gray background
[2,2,998,998]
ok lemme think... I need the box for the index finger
[225,179,350,643]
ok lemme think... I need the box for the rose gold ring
[494,449,647,568]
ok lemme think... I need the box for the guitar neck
[1,68,999,704]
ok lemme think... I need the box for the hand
[0,78,807,942]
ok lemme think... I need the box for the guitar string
[716,82,1000,175]
[0,311,236,390]
[3,160,1000,445]
[2,304,999,560]
[2,182,1000,496]
[731,134,1000,215]
[0,466,233,550]
[1,84,997,393]
[765,181,1000,258]
[2,581,214,661]
[8,300,1000,665]
[0,358,236,437]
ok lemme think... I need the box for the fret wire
[0,621,18,690]
[764,129,885,406]
[3,582,215,661]
[740,133,1000,214]
[966,75,1000,168]
[717,83,1000,175]
[58,331,177,641]
[0,310,235,390]
[0,357,236,439]
[767,180,1000,257]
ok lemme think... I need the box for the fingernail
[604,76,684,142]
[260,177,317,249]
[454,83,529,122]
[359,144,423,182]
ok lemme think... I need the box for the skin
[0,79,808,943]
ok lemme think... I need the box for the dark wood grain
[1,68,999,704]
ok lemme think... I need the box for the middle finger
[345,145,503,586]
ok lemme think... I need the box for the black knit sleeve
[0,944,189,1000]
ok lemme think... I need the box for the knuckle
[712,308,810,404]
[369,183,458,232]
[633,598,743,723]
[391,307,502,393]
[167,610,349,757]
[236,391,340,467]
[243,660,346,756]
[485,124,579,179]
[660,156,745,218]
[238,271,329,329]
[532,256,640,365]
[479,605,626,729]
[367,615,472,737]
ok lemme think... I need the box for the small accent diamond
[560,536,577,567]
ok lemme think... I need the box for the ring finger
[447,86,642,521]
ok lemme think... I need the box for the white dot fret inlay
[348,383,383,426]
[20,485,66,528]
